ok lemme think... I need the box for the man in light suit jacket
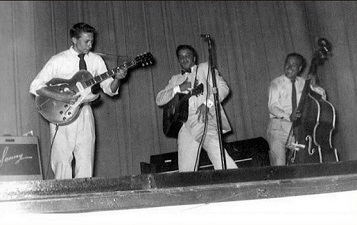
[156,45,237,172]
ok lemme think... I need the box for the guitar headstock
[135,52,155,68]
[192,83,204,96]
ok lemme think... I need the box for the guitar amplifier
[0,136,43,181]
[149,152,179,173]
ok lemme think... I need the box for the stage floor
[0,160,357,225]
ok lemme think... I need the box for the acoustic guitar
[163,83,204,137]
[35,52,154,125]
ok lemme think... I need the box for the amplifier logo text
[0,146,33,167]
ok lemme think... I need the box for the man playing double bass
[267,53,327,166]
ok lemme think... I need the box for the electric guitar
[35,52,154,125]
[162,83,204,137]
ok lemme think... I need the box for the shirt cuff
[173,86,180,96]
[204,99,214,108]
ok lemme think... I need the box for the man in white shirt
[267,52,326,166]
[30,23,127,179]
[156,45,237,171]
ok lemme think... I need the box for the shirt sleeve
[203,99,214,108]
[215,69,230,102]
[97,57,118,96]
[268,80,290,120]
[156,76,178,106]
[173,86,181,96]
[29,56,57,96]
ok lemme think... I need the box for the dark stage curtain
[0,1,355,178]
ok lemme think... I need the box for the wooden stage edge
[1,160,357,213]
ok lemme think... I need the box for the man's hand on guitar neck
[114,67,128,80]
[111,67,128,93]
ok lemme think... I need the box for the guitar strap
[193,64,199,89]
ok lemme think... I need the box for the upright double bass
[286,38,339,165]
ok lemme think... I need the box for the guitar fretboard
[84,59,137,87]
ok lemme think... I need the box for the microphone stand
[202,35,227,170]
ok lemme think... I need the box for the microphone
[200,34,210,38]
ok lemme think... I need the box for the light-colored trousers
[178,116,238,172]
[49,105,95,179]
[267,118,292,166]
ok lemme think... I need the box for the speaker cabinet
[0,136,43,181]
[198,137,270,170]
[141,137,270,174]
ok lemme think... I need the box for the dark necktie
[291,79,297,113]
[181,68,192,75]
[78,53,87,70]
[78,53,100,96]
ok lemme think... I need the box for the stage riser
[2,161,357,199]
[0,173,356,213]
[1,161,357,213]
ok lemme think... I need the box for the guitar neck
[295,78,312,113]
[84,59,137,87]
[178,84,203,104]
[177,92,194,104]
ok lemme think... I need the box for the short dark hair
[176,45,197,62]
[70,22,96,39]
[285,52,306,72]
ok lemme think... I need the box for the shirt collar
[181,64,197,75]
[69,46,78,56]
[70,46,90,57]
[284,75,302,82]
